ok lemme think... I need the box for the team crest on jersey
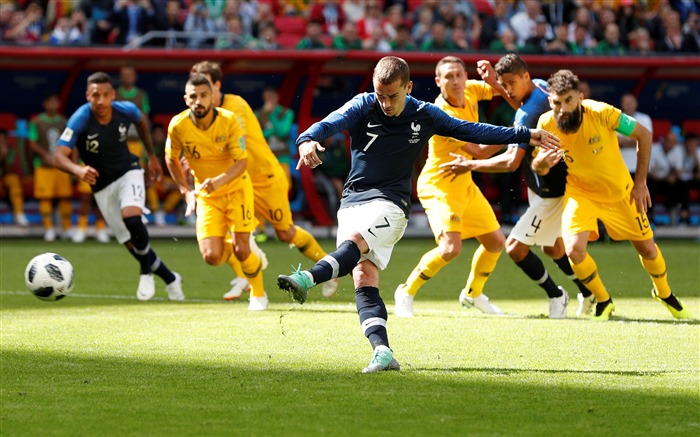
[588,136,600,144]
[59,128,73,142]
[118,124,127,142]
[409,121,421,144]
[215,135,226,142]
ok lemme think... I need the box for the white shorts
[336,200,408,270]
[94,169,147,244]
[509,189,564,248]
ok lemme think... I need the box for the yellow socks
[291,225,326,262]
[465,245,501,298]
[570,253,610,302]
[240,252,264,297]
[404,247,448,296]
[58,200,72,232]
[39,200,53,229]
[640,245,671,298]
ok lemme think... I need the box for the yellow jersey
[166,107,248,197]
[220,94,285,186]
[417,80,494,195]
[537,99,632,203]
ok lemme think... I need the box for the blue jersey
[513,79,567,198]
[58,101,142,192]
[297,93,531,216]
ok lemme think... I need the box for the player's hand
[529,129,561,150]
[147,155,163,182]
[531,147,561,175]
[79,165,99,185]
[439,152,473,181]
[630,181,652,215]
[297,140,325,169]
[476,60,496,84]
[198,177,217,194]
[184,190,196,217]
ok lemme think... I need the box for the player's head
[191,61,223,104]
[373,56,412,117]
[547,69,583,134]
[119,65,137,88]
[434,56,466,104]
[86,72,115,120]
[42,92,60,114]
[494,53,532,105]
[184,73,214,119]
[620,92,638,115]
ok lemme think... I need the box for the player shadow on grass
[403,366,692,376]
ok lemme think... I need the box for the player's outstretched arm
[531,147,561,176]
[296,140,325,169]
[476,60,520,111]
[528,128,560,150]
[136,113,162,182]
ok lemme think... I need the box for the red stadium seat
[651,119,672,142]
[276,33,303,49]
[0,112,17,132]
[682,119,700,136]
[273,16,307,36]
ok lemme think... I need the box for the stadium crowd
[0,0,699,54]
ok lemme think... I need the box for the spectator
[238,0,258,37]
[356,0,383,40]
[544,23,570,55]
[450,23,470,51]
[255,85,295,185]
[115,65,151,160]
[27,93,72,242]
[146,123,181,227]
[567,7,595,49]
[362,21,391,52]
[48,10,88,46]
[389,23,416,51]
[341,0,365,24]
[522,15,551,54]
[382,4,404,40]
[254,23,279,50]
[183,0,216,49]
[567,23,595,55]
[0,3,15,44]
[0,129,29,226]
[647,130,685,225]
[657,8,684,52]
[628,27,655,55]
[309,0,345,36]
[152,0,185,48]
[296,20,328,49]
[479,0,512,50]
[420,21,457,52]
[682,11,700,52]
[489,27,519,53]
[618,93,653,180]
[81,0,118,45]
[215,16,257,49]
[592,6,617,43]
[510,0,547,46]
[411,6,434,47]
[579,80,592,99]
[109,0,156,46]
[596,22,626,55]
[4,1,45,45]
[332,21,362,50]
[678,132,699,224]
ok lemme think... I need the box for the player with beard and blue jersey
[53,72,184,302]
[276,56,561,373]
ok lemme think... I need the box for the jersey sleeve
[114,101,143,124]
[296,93,369,145]
[430,103,530,145]
[165,116,182,160]
[227,115,247,161]
[27,119,38,142]
[57,105,90,148]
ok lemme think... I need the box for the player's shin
[639,245,671,298]
[404,247,448,295]
[291,225,326,262]
[308,240,360,284]
[464,245,501,298]
[356,286,389,349]
[241,252,265,297]
[570,253,610,302]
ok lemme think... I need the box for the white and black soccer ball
[24,253,75,301]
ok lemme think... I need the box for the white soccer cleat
[576,292,597,317]
[394,284,414,318]
[362,345,401,373]
[321,278,339,297]
[224,277,250,300]
[459,290,503,315]
[249,234,268,270]
[95,228,110,243]
[15,213,29,226]
[136,273,156,301]
[44,228,56,242]
[248,294,269,311]
[154,210,166,227]
[71,228,86,243]
[165,272,185,301]
[548,287,570,319]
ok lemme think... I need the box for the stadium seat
[273,16,306,36]
[151,113,175,130]
[0,112,17,132]
[651,119,672,141]
[682,119,700,136]
[276,33,303,49]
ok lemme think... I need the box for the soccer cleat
[15,213,29,226]
[321,278,339,298]
[576,292,597,317]
[71,228,86,243]
[224,277,251,300]
[249,234,269,270]
[44,228,56,242]
[651,289,693,319]
[277,268,314,304]
[459,290,503,315]
[136,273,156,301]
[154,210,166,227]
[394,284,414,318]
[592,300,615,320]
[165,272,185,301]
[362,345,401,373]
[95,228,110,243]
[248,294,269,311]
[548,287,570,319]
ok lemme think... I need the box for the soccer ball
[24,253,75,301]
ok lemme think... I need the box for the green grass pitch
[1,237,698,436]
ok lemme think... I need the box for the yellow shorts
[562,193,654,241]
[252,173,294,232]
[196,182,255,241]
[127,140,144,161]
[420,182,500,242]
[34,167,73,199]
